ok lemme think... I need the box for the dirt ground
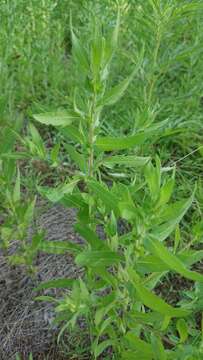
[0,204,83,360]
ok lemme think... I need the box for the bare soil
[0,204,83,360]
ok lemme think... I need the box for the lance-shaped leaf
[103,9,120,68]
[0,126,17,153]
[176,318,188,343]
[97,71,135,108]
[93,339,114,358]
[37,179,79,203]
[102,155,150,168]
[137,255,169,274]
[29,123,46,159]
[33,110,79,127]
[0,152,31,160]
[39,240,81,255]
[35,278,77,291]
[151,190,195,241]
[13,167,20,203]
[129,269,190,317]
[96,130,155,151]
[71,28,89,72]
[60,125,85,145]
[144,237,203,282]
[75,223,109,251]
[75,250,123,268]
[64,143,86,172]
[124,332,154,359]
[151,335,167,360]
[97,47,143,108]
[87,179,119,215]
[137,250,203,274]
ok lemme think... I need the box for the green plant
[31,8,203,360]
[34,11,203,360]
[0,124,42,272]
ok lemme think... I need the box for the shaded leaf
[75,223,109,250]
[39,240,81,255]
[87,180,119,214]
[129,269,190,317]
[64,143,86,172]
[35,278,76,291]
[75,250,123,268]
[151,191,195,241]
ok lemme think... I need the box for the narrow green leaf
[157,176,175,207]
[30,232,43,252]
[71,29,89,72]
[75,223,109,250]
[151,335,167,360]
[97,71,135,108]
[180,250,203,266]
[35,278,76,291]
[13,168,20,203]
[75,250,123,268]
[125,332,154,359]
[37,179,79,203]
[137,255,169,274]
[39,240,81,255]
[29,123,46,158]
[0,152,31,160]
[64,143,86,172]
[87,180,119,214]
[96,131,153,151]
[24,198,36,224]
[129,269,190,317]
[60,125,85,144]
[144,237,203,282]
[152,191,195,241]
[102,155,150,168]
[93,339,114,358]
[0,126,17,153]
[103,9,120,68]
[35,295,57,303]
[91,26,103,80]
[176,318,188,343]
[51,143,60,165]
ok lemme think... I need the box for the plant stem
[88,91,97,178]
[88,120,94,178]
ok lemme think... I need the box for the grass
[1,0,203,359]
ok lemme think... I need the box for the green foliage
[0,123,42,271]
[32,9,203,360]
[0,0,203,359]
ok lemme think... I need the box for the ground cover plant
[0,0,203,359]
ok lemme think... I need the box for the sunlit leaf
[33,110,79,127]
[176,318,188,343]
[144,236,203,282]
[102,155,150,168]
